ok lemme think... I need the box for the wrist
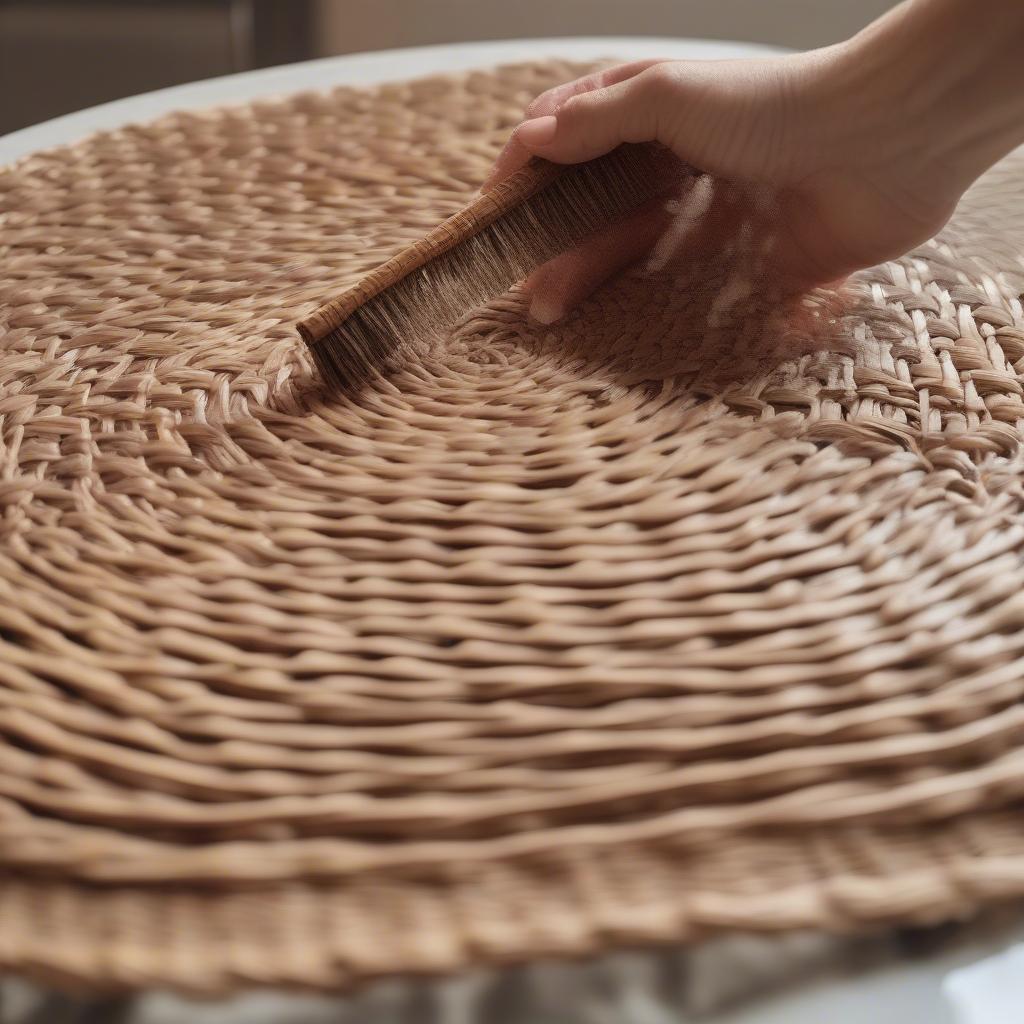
[830,0,1024,191]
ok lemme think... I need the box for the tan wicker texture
[2,60,1024,995]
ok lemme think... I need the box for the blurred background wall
[0,0,898,136]
[312,0,897,57]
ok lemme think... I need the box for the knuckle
[524,91,552,118]
[635,62,678,101]
[628,64,687,142]
[557,89,596,122]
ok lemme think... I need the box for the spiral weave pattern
[2,61,1024,994]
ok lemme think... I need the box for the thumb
[514,67,670,165]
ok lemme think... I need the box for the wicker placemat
[2,60,1024,995]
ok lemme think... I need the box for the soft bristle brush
[296,143,669,390]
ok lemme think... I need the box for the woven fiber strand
[2,60,1024,995]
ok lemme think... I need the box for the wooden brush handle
[297,156,592,344]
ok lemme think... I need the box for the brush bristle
[309,145,668,390]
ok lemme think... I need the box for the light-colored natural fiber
[296,153,581,344]
[2,60,1024,995]
[298,144,670,388]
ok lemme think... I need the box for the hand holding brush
[299,0,1024,390]
[494,0,1024,324]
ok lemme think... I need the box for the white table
[1,37,1020,1024]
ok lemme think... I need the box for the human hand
[486,0,1024,324]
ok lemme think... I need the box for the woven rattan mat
[2,61,1024,995]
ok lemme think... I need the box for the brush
[296,143,671,390]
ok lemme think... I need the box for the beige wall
[313,0,899,56]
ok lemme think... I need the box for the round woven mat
[2,61,1024,995]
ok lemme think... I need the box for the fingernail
[529,293,562,324]
[516,114,558,148]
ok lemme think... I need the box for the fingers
[515,67,668,168]
[482,60,668,188]
[524,59,667,119]
[483,134,537,192]
[524,198,673,324]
